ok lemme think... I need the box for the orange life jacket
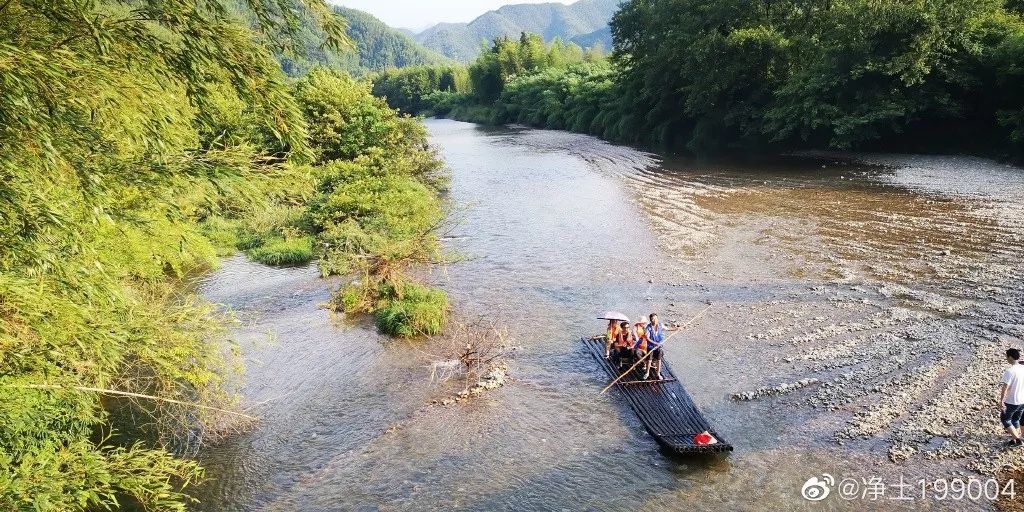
[635,324,649,351]
[607,324,621,343]
[614,329,633,349]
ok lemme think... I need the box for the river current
[195,120,1024,511]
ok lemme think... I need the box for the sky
[331,0,572,32]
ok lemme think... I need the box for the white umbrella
[597,311,630,322]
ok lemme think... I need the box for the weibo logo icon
[801,474,835,501]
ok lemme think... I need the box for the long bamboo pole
[600,303,713,394]
[6,384,258,420]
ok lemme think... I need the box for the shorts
[1001,403,1024,428]
[647,347,663,363]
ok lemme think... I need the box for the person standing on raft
[644,313,679,380]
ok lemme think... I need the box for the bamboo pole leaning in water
[6,384,258,420]
[600,303,713,394]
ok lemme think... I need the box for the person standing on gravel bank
[999,348,1024,446]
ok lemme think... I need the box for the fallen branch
[6,384,258,421]
[426,319,514,405]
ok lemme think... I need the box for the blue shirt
[646,323,665,347]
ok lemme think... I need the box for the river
[195,119,1024,511]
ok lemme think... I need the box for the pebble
[433,363,510,407]
[731,378,820,401]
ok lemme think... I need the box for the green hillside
[415,0,618,61]
[277,6,449,76]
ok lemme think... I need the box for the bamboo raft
[585,337,733,455]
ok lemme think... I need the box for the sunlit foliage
[469,33,589,102]
[294,70,449,337]
[371,33,601,124]
[0,0,348,509]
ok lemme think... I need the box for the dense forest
[373,34,606,120]
[0,1,446,509]
[374,0,1024,159]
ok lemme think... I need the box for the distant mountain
[277,6,449,76]
[570,25,612,51]
[414,0,620,61]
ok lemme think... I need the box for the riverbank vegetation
[372,34,608,124]
[1,1,447,509]
[371,66,471,115]
[372,0,1024,160]
[295,69,449,337]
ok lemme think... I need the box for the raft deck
[585,337,733,455]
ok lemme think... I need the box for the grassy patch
[333,280,448,337]
[199,217,242,256]
[246,236,315,267]
[374,282,448,337]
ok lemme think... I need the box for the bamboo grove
[372,0,1024,160]
[0,1,447,509]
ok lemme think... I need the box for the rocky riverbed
[618,151,1024,482]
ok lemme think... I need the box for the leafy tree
[500,62,620,135]
[0,1,348,509]
[469,33,589,102]
[296,70,409,162]
[378,4,1024,159]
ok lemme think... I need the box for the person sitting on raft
[611,321,636,369]
[603,319,622,360]
[644,313,679,380]
[632,317,650,362]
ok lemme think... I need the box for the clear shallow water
[194,120,1024,511]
